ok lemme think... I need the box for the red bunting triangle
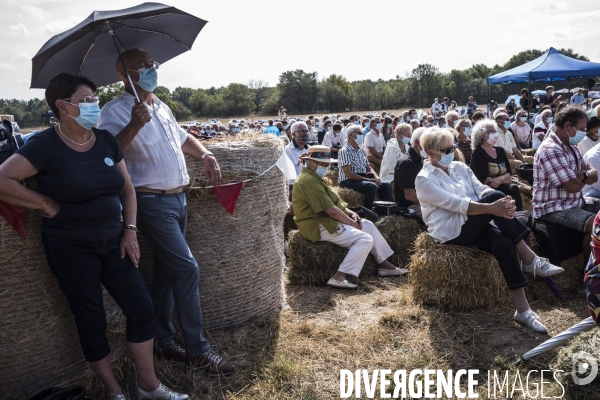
[213,182,244,215]
[0,199,27,239]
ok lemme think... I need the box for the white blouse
[415,162,494,243]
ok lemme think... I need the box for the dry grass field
[74,253,595,399]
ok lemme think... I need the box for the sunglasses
[440,145,456,155]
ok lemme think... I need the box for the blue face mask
[376,123,383,130]
[284,125,289,130]
[438,151,454,167]
[520,117,528,122]
[401,137,411,144]
[387,123,393,128]
[570,131,586,145]
[547,117,554,124]
[356,134,364,145]
[136,67,158,92]
[233,128,239,133]
[354,121,360,125]
[315,166,329,177]
[67,101,100,129]
[504,121,511,129]
[464,127,472,136]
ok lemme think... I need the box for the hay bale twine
[138,135,288,330]
[409,233,512,311]
[375,215,426,267]
[336,187,365,208]
[286,230,378,285]
[552,329,600,397]
[0,205,125,399]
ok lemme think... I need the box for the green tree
[247,79,269,112]
[320,74,353,112]
[277,70,319,113]
[172,87,195,109]
[221,83,255,116]
[97,83,124,107]
[411,64,442,107]
[353,80,375,110]
[153,86,171,103]
[189,89,209,115]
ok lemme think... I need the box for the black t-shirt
[539,94,556,106]
[393,147,423,207]
[17,127,125,241]
[470,146,512,184]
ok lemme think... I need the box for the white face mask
[487,133,499,146]
[438,152,454,167]
[419,149,428,159]
[464,127,472,136]
[315,165,328,177]
[376,123,383,130]
[547,117,553,123]
[520,116,528,122]
[356,134,364,145]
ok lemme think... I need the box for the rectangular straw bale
[335,187,365,208]
[409,233,512,311]
[375,215,426,267]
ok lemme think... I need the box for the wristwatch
[582,170,589,182]
[201,151,214,160]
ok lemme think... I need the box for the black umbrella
[31,2,206,99]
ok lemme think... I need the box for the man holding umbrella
[97,48,235,375]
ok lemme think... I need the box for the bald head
[115,48,152,84]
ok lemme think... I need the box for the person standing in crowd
[440,97,449,115]
[470,119,523,211]
[495,112,533,170]
[505,98,518,116]
[466,96,478,118]
[431,98,442,117]
[511,110,532,149]
[533,109,552,149]
[338,125,393,209]
[571,89,585,106]
[487,99,499,116]
[533,107,600,263]
[322,123,346,159]
[278,106,287,119]
[578,117,600,156]
[454,118,473,165]
[380,123,412,184]
[540,86,562,110]
[519,89,536,112]
[97,48,235,375]
[415,128,562,334]
[394,127,427,218]
[364,118,385,171]
[450,100,458,111]
[285,122,310,185]
[0,73,189,399]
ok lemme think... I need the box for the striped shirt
[338,142,369,182]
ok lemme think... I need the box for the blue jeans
[339,179,393,209]
[136,192,211,357]
[42,233,154,362]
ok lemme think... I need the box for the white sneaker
[521,256,564,278]
[137,382,189,400]
[106,395,126,400]
[327,278,357,289]
[514,309,548,334]
[378,267,409,277]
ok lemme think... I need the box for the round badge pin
[104,158,114,166]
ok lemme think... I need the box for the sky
[2,0,600,100]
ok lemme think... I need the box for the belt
[135,186,185,194]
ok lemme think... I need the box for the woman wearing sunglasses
[415,127,563,334]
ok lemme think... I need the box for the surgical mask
[354,121,360,125]
[438,152,454,167]
[520,117,528,122]
[487,133,499,146]
[233,128,239,133]
[547,117,553,123]
[356,134,364,145]
[136,67,158,92]
[387,123,392,128]
[376,123,383,130]
[67,101,100,129]
[327,126,332,131]
[442,124,449,128]
[315,166,328,177]
[504,121,511,129]
[316,122,321,127]
[298,136,309,144]
[283,125,289,130]
[420,149,429,159]
[570,131,586,145]
[401,137,410,145]
[464,127,472,136]
[412,114,419,120]
[551,91,555,96]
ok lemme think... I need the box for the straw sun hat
[304,145,336,163]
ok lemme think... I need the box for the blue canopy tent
[487,47,600,105]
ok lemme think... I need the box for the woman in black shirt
[470,119,523,211]
[0,74,186,399]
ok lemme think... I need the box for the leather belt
[135,186,185,194]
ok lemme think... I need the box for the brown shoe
[154,343,188,364]
[188,349,236,376]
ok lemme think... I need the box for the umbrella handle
[105,21,140,102]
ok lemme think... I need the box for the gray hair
[445,110,459,122]
[591,99,600,109]
[394,123,412,138]
[540,109,553,118]
[291,121,307,133]
[345,124,362,137]
[420,127,455,153]
[494,111,509,120]
[410,127,427,147]
[471,119,498,149]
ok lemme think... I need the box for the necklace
[57,124,94,146]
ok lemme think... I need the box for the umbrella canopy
[571,87,584,93]
[505,94,520,105]
[31,2,206,89]
[487,47,600,85]
[532,90,546,96]
[555,88,571,94]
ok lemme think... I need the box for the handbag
[348,206,379,223]
[0,119,24,165]
[372,201,403,216]
[29,386,86,400]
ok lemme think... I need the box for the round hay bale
[375,215,426,267]
[552,329,600,397]
[283,213,297,240]
[323,167,339,187]
[409,233,512,311]
[286,230,378,285]
[522,193,533,212]
[138,135,288,330]
[336,187,365,208]
[0,206,126,399]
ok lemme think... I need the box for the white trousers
[318,220,394,277]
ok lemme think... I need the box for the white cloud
[14,53,31,63]
[4,23,32,37]
[15,4,47,22]
[0,63,18,71]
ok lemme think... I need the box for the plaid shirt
[338,142,369,182]
[532,132,584,218]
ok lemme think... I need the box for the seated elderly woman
[379,123,412,183]
[415,128,563,333]
[470,119,523,211]
[293,145,406,289]
[338,125,394,209]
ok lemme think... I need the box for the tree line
[2,48,594,128]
